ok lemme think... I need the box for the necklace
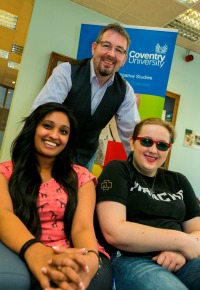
[137,172,157,194]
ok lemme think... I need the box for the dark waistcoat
[63,59,126,166]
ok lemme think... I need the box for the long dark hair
[9,102,78,244]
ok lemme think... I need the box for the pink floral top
[0,161,108,257]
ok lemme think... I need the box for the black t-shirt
[95,160,200,254]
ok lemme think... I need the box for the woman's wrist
[83,250,102,275]
[19,238,41,261]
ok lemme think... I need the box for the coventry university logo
[155,43,168,54]
[128,43,168,68]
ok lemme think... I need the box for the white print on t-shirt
[130,181,183,202]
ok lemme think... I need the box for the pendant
[149,189,155,194]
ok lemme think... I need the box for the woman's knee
[87,253,112,290]
[176,257,200,290]
[0,242,31,290]
[111,252,188,290]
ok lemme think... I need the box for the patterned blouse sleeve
[73,165,97,188]
[0,161,13,180]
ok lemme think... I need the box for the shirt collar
[90,59,114,86]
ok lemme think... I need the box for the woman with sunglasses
[95,117,200,290]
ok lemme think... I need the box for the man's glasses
[97,41,126,57]
[135,137,171,151]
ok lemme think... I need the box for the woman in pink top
[0,102,112,290]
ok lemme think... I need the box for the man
[31,23,140,171]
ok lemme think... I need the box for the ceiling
[71,0,200,53]
[0,0,34,88]
[1,0,200,88]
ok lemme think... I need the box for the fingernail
[52,246,60,250]
[41,267,47,274]
[85,265,89,273]
[79,282,85,289]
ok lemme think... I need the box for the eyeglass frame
[134,136,171,151]
[96,40,127,56]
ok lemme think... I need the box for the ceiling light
[165,9,200,42]
[0,49,9,59]
[178,9,200,30]
[0,9,18,30]
[8,61,20,70]
[175,0,200,7]
[11,44,24,55]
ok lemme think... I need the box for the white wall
[0,0,113,159]
[167,46,200,198]
[1,0,200,197]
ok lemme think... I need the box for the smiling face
[92,30,128,83]
[130,124,171,176]
[34,111,70,161]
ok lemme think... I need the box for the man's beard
[97,56,116,76]
[98,69,112,76]
[97,64,114,77]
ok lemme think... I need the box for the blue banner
[77,23,178,98]
[77,23,178,172]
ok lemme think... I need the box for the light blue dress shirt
[31,59,140,155]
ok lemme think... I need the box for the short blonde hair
[132,118,176,144]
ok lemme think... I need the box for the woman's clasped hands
[41,247,90,290]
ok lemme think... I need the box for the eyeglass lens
[98,41,126,56]
[139,138,170,151]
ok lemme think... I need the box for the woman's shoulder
[99,160,133,181]
[159,167,184,176]
[105,159,129,168]
[72,164,90,174]
[0,160,13,169]
[0,160,13,179]
[72,164,97,187]
[158,167,187,183]
[104,160,133,173]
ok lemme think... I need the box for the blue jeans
[111,251,200,290]
[0,242,30,290]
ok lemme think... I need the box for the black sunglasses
[135,137,171,151]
